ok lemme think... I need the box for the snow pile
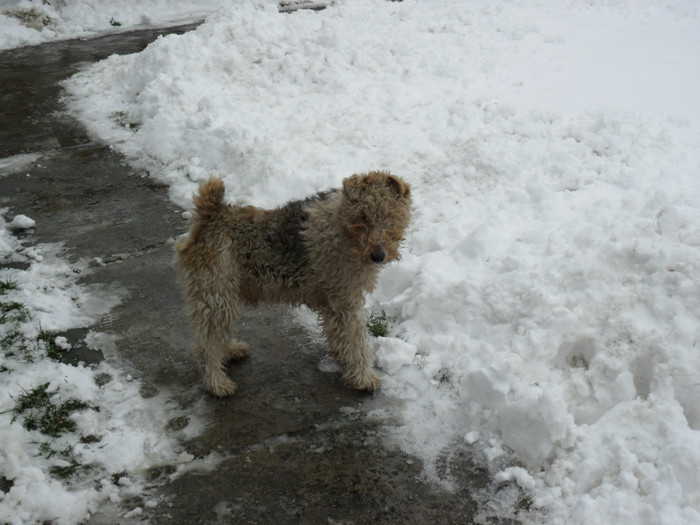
[0,153,40,177]
[0,211,200,523]
[0,0,228,50]
[63,1,700,523]
[8,214,35,230]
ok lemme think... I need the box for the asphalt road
[0,24,502,524]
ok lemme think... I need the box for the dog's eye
[344,222,368,238]
[353,213,373,228]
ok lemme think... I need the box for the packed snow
[3,0,700,523]
[7,214,35,230]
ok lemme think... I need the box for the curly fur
[174,171,412,397]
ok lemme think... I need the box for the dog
[174,171,412,397]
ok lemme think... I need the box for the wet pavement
[0,24,500,524]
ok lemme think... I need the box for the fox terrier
[174,171,412,397]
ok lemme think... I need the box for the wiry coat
[175,171,412,397]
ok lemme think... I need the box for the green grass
[39,442,84,479]
[11,383,97,438]
[8,386,102,479]
[435,367,452,385]
[0,301,30,324]
[37,330,62,361]
[1,328,23,351]
[111,471,129,485]
[110,110,141,131]
[80,434,102,444]
[0,280,18,294]
[517,491,534,512]
[0,280,101,480]
[1,284,30,358]
[50,463,80,478]
[1,328,33,363]
[367,309,389,337]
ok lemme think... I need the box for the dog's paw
[206,375,238,397]
[347,372,381,392]
[228,341,249,360]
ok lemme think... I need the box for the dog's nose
[370,245,386,264]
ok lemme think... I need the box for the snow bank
[63,1,700,523]
[0,0,227,50]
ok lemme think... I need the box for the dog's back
[176,179,326,305]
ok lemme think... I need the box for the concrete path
[0,24,500,524]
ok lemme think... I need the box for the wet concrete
[0,26,499,524]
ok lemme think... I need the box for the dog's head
[339,171,412,265]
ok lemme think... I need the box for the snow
[0,212,202,521]
[3,0,700,523]
[0,0,224,50]
[62,0,700,522]
[0,153,39,176]
[0,0,320,50]
[54,335,71,350]
[8,214,35,230]
[374,337,417,375]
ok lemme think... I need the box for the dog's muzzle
[370,245,386,264]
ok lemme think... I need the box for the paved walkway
[0,25,495,524]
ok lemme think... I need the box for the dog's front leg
[319,307,381,392]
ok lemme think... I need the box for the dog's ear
[342,174,363,201]
[387,174,411,199]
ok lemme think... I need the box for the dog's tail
[193,178,225,220]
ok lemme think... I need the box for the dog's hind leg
[184,270,246,397]
[319,306,381,392]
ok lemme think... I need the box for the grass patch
[37,329,62,361]
[110,110,141,131]
[50,463,80,478]
[367,309,389,338]
[1,272,103,481]
[1,328,24,351]
[111,470,129,485]
[0,328,34,365]
[10,400,103,479]
[11,383,97,438]
[38,442,83,479]
[517,491,534,512]
[0,300,30,324]
[0,280,18,295]
[435,367,452,385]
[79,434,102,444]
